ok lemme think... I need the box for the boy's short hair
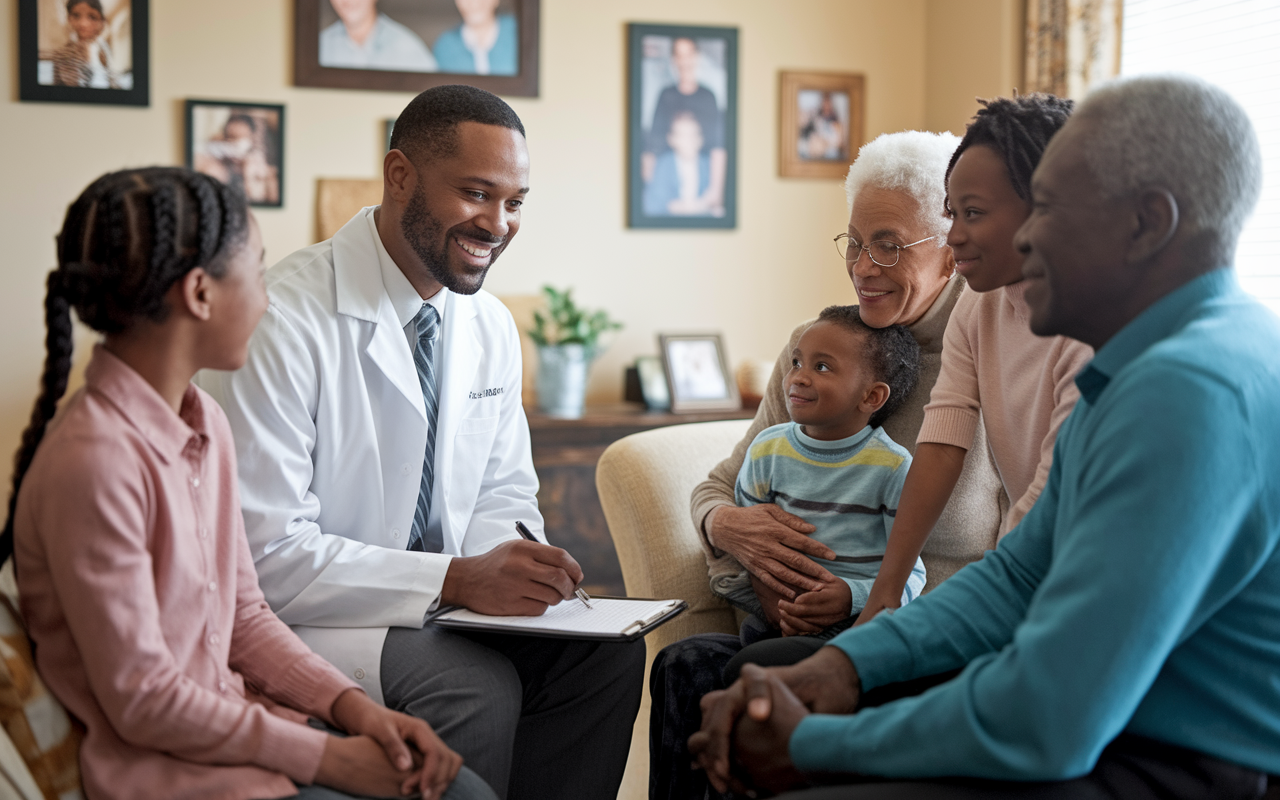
[816,305,920,428]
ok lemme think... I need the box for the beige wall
[925,0,1026,135]
[0,0,1020,476]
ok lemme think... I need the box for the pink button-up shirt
[14,346,360,800]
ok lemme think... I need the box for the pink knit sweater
[918,282,1094,536]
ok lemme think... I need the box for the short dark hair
[816,305,920,429]
[944,93,1074,206]
[67,0,104,15]
[225,113,257,134]
[390,84,526,164]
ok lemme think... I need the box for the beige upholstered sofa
[597,419,752,799]
[597,419,752,657]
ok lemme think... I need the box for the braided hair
[0,167,248,565]
[815,305,921,429]
[944,93,1075,207]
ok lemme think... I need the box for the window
[1122,0,1280,313]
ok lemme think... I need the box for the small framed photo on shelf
[294,0,540,97]
[635,355,670,411]
[627,23,738,229]
[185,100,286,208]
[659,333,740,413]
[18,0,150,106]
[778,71,864,179]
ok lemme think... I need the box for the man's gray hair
[1077,74,1262,246]
[844,130,962,243]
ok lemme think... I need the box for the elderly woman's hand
[708,504,836,597]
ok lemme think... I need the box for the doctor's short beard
[401,184,503,296]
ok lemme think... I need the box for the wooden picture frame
[778,71,865,179]
[294,0,539,97]
[18,0,149,106]
[659,333,740,413]
[627,23,738,229]
[185,99,286,208]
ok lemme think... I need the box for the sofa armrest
[597,419,751,655]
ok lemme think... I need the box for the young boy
[712,305,924,641]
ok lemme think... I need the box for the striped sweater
[732,423,925,610]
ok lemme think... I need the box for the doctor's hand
[440,539,584,616]
[330,688,461,798]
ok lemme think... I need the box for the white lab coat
[197,207,542,703]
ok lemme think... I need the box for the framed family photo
[186,100,286,208]
[659,333,740,413]
[18,0,149,105]
[778,71,865,179]
[294,0,540,97]
[627,23,738,229]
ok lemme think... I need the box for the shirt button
[218,681,228,693]
[200,528,208,539]
[391,528,400,539]
[208,633,219,647]
[354,668,366,680]
[207,581,217,592]
[191,477,200,488]
[402,463,412,475]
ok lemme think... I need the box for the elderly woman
[650,130,1006,800]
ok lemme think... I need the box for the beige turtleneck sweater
[690,273,1007,592]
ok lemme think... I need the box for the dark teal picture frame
[627,23,738,229]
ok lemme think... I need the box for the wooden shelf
[528,402,754,596]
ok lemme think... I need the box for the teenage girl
[858,95,1095,623]
[52,0,119,89]
[2,168,496,800]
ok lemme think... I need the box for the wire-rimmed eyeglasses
[834,233,940,268]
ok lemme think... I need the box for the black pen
[515,520,593,609]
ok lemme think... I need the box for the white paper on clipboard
[428,598,683,640]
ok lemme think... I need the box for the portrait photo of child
[628,23,738,229]
[186,100,285,208]
[19,0,149,105]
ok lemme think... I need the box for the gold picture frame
[778,71,865,179]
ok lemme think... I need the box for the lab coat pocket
[458,415,499,436]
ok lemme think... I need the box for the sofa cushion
[0,566,84,800]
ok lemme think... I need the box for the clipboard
[426,596,688,642]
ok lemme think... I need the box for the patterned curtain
[1025,0,1124,99]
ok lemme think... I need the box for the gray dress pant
[381,623,646,800]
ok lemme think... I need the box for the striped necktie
[408,303,442,552]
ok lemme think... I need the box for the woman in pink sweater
[3,168,494,800]
[858,95,1095,624]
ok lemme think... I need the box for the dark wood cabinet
[528,403,755,596]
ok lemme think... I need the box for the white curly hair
[1075,74,1261,247]
[844,130,962,244]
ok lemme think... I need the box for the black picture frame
[185,100,287,209]
[294,0,540,97]
[18,0,149,106]
[627,23,738,229]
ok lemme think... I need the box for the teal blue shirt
[791,269,1280,779]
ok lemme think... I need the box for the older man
[691,74,1280,800]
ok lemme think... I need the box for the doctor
[198,85,644,800]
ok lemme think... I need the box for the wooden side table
[528,403,755,596]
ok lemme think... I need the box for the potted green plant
[527,285,622,418]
